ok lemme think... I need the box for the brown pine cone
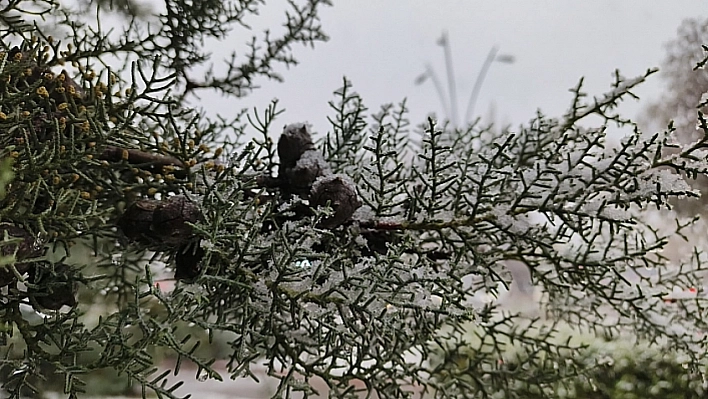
[310,175,361,229]
[151,196,202,245]
[117,200,161,245]
[28,263,77,310]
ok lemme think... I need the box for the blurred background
[193,1,705,136]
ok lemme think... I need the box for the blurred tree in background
[643,17,708,217]
[644,17,708,143]
[1,2,708,399]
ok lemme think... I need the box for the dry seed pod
[278,123,316,170]
[174,241,205,281]
[151,196,202,245]
[285,150,331,191]
[28,263,77,310]
[117,200,161,245]
[310,175,361,229]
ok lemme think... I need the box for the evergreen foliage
[430,322,708,398]
[1,2,708,398]
[643,17,708,218]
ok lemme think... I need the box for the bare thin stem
[464,46,499,124]
[440,31,458,127]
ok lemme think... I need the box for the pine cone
[310,175,361,229]
[285,150,331,191]
[174,241,205,281]
[117,200,161,245]
[151,196,202,245]
[278,123,316,170]
[28,263,77,310]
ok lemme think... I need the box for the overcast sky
[196,1,705,138]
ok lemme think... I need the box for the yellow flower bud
[36,86,50,98]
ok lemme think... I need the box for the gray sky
[198,1,705,137]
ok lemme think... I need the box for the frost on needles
[185,68,708,397]
[2,6,708,398]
